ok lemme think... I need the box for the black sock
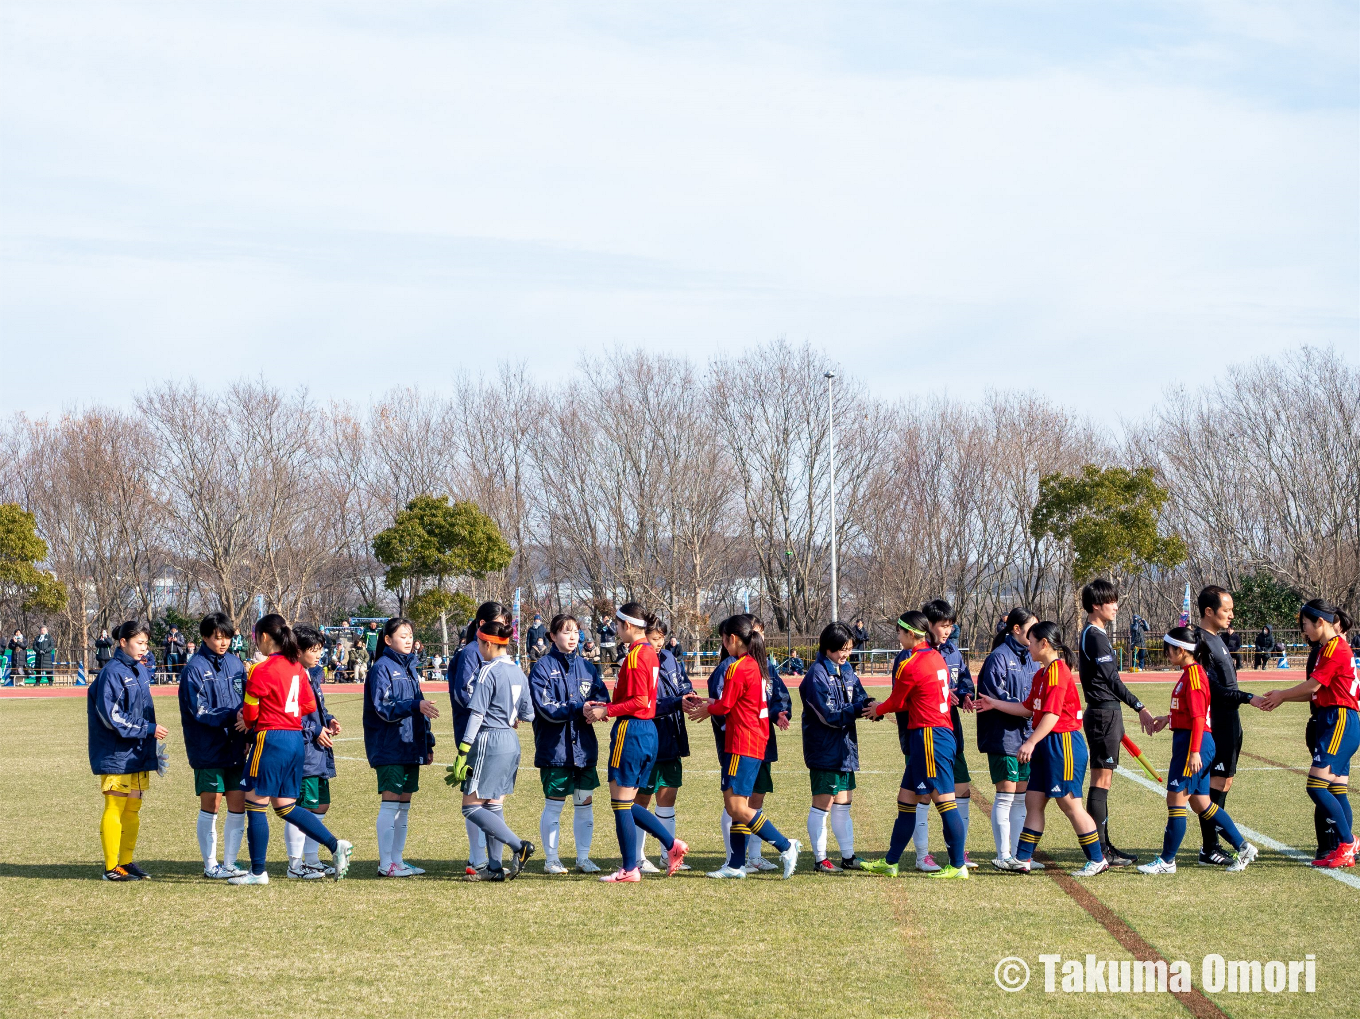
[1086,786,1109,848]
[1201,788,1226,852]
[1316,802,1339,858]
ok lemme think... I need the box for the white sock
[197,810,218,869]
[377,800,399,870]
[284,818,306,862]
[635,807,652,863]
[467,817,488,867]
[655,806,676,859]
[808,806,829,861]
[572,801,594,862]
[1010,795,1027,857]
[957,796,971,852]
[992,792,1014,858]
[303,828,321,867]
[223,811,245,868]
[721,810,732,860]
[541,798,565,860]
[392,802,411,864]
[914,802,930,856]
[829,802,854,859]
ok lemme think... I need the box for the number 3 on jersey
[285,675,300,717]
[938,669,949,713]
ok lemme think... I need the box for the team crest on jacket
[579,680,592,697]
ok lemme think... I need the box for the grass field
[1,680,1354,1019]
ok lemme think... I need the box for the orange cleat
[600,866,642,883]
[666,839,689,877]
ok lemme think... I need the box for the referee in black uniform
[1195,585,1262,865]
[1078,580,1156,866]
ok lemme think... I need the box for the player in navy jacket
[289,626,340,879]
[88,620,167,881]
[178,612,249,879]
[364,617,439,878]
[975,608,1038,868]
[800,621,875,871]
[634,620,694,872]
[530,614,610,873]
[448,601,512,873]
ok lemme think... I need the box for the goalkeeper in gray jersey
[448,619,536,881]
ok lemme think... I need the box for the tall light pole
[824,370,838,622]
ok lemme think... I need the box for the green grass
[0,681,1353,1018]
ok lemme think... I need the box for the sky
[1,1,1356,422]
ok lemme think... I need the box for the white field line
[1114,765,1360,892]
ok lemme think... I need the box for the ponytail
[617,601,657,633]
[719,613,766,668]
[254,612,300,663]
[1029,620,1073,668]
[991,607,1036,651]
[1300,598,1353,635]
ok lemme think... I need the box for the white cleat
[398,861,425,875]
[576,858,601,874]
[1026,858,1045,871]
[1070,858,1110,878]
[639,858,662,874]
[203,863,234,879]
[228,870,269,885]
[332,839,353,880]
[1226,843,1258,873]
[915,853,942,873]
[706,864,747,879]
[543,858,569,875]
[377,862,415,878]
[780,839,801,879]
[1137,858,1177,875]
[745,857,777,872]
[990,856,1016,872]
[289,860,326,879]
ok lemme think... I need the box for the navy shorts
[240,729,303,799]
[1166,729,1215,796]
[1030,730,1087,800]
[1312,708,1359,777]
[902,726,956,796]
[720,752,763,797]
[607,717,658,788]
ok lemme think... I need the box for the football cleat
[746,856,777,872]
[1070,859,1110,877]
[991,856,1016,871]
[1104,846,1138,867]
[308,862,335,877]
[961,852,979,870]
[1009,858,1033,873]
[219,863,249,878]
[639,858,662,874]
[1198,847,1232,867]
[398,861,425,875]
[665,839,689,877]
[466,866,504,882]
[705,864,747,879]
[377,862,414,878]
[1226,843,1258,873]
[576,858,602,874]
[289,861,325,879]
[102,866,136,882]
[779,840,801,879]
[915,853,942,873]
[812,858,842,874]
[508,840,535,880]
[600,866,642,883]
[123,862,150,880]
[929,864,970,880]
[839,855,865,870]
[228,870,270,885]
[860,858,899,877]
[543,858,569,875]
[203,863,234,880]
[1137,858,1177,875]
[1026,858,1045,871]
[332,839,353,880]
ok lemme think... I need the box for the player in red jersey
[582,603,688,882]
[976,621,1106,877]
[1138,627,1255,874]
[229,614,352,884]
[685,614,800,879]
[860,611,969,879]
[1259,599,1359,867]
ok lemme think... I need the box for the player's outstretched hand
[973,695,998,712]
[1151,715,1170,733]
[1255,691,1281,711]
[419,699,440,719]
[859,698,878,718]
[960,695,975,713]
[1138,706,1157,736]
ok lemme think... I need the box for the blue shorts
[902,726,955,796]
[1166,729,1215,796]
[1030,730,1087,800]
[607,717,658,788]
[240,729,303,799]
[1312,708,1359,777]
[720,752,763,797]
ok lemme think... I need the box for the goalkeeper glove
[446,742,472,785]
[155,740,169,778]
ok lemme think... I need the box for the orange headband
[478,627,509,646]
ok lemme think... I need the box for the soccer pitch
[1,680,1353,1019]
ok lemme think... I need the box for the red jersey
[1310,636,1358,711]
[1169,662,1211,752]
[1025,660,1083,734]
[874,645,951,729]
[607,640,658,719]
[708,654,769,759]
[242,654,315,731]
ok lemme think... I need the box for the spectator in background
[666,633,685,668]
[582,638,598,663]
[185,640,197,663]
[352,640,369,683]
[1253,625,1273,671]
[332,640,349,681]
[7,629,26,684]
[164,625,187,680]
[34,625,55,685]
[364,621,380,659]
[95,628,114,667]
[413,639,427,677]
[1223,624,1243,671]
[526,614,547,653]
[851,619,869,665]
[229,631,246,656]
[1128,614,1149,671]
[141,646,158,683]
[596,617,617,662]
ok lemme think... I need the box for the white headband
[616,610,646,628]
[1163,635,1196,651]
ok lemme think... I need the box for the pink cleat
[600,866,642,883]
[666,839,689,877]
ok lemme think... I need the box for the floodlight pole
[825,371,838,622]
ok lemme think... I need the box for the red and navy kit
[1166,663,1215,796]
[606,640,660,788]
[709,655,769,796]
[873,645,955,795]
[1309,636,1358,776]
[240,655,316,799]
[1026,660,1083,734]
[1025,660,1089,800]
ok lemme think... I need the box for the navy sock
[727,822,748,868]
[1015,826,1042,862]
[1200,787,1226,851]
[611,799,639,869]
[1308,778,1354,843]
[1199,801,1245,851]
[1077,829,1104,863]
[936,800,966,869]
[1330,784,1352,836]
[1160,806,1188,862]
[274,803,338,854]
[747,810,791,853]
[630,803,674,851]
[1316,801,1337,858]
[245,803,270,875]
[887,802,915,865]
